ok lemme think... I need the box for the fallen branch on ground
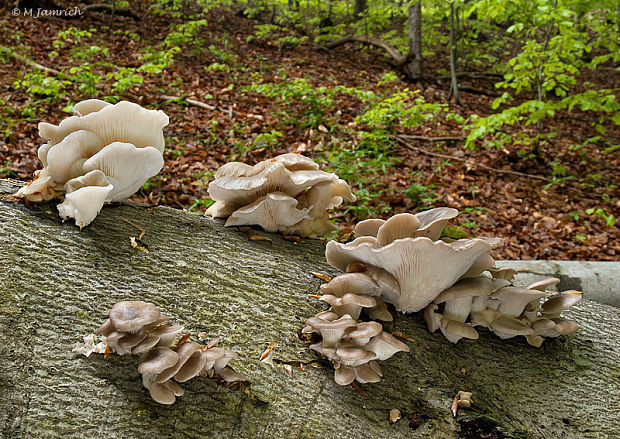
[160,95,264,120]
[83,4,141,21]
[2,46,61,76]
[318,35,407,65]
[394,136,592,198]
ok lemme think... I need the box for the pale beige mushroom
[225,192,311,232]
[439,318,479,344]
[320,293,377,320]
[326,236,503,312]
[320,273,380,297]
[206,153,355,237]
[489,317,535,339]
[365,332,410,361]
[413,207,459,240]
[376,213,421,246]
[491,287,548,318]
[541,291,583,318]
[16,100,168,228]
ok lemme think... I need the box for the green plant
[107,67,144,94]
[403,171,441,209]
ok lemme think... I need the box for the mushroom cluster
[14,99,168,228]
[94,301,245,404]
[321,209,582,346]
[303,272,410,386]
[205,153,355,237]
[425,274,582,346]
[325,209,503,312]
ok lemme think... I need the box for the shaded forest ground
[0,3,617,260]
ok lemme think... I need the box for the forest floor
[0,3,618,260]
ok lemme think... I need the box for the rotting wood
[2,45,62,76]
[1,179,619,438]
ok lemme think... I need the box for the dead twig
[121,218,145,239]
[160,95,263,120]
[2,46,61,76]
[394,136,593,198]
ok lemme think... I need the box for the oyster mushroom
[205,153,355,237]
[326,236,503,312]
[15,100,168,228]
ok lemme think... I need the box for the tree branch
[318,35,407,65]
[83,3,141,21]
[2,46,61,76]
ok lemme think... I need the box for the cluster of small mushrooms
[205,153,355,237]
[93,301,245,404]
[14,99,168,228]
[303,271,411,385]
[320,209,582,346]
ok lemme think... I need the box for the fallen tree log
[1,179,619,438]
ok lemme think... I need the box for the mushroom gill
[14,100,168,228]
[85,300,246,404]
[205,153,355,238]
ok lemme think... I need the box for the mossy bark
[1,180,619,439]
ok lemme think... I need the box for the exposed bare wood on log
[1,179,619,438]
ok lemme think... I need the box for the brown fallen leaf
[392,331,415,342]
[260,341,274,362]
[283,235,301,244]
[389,408,402,424]
[249,234,272,241]
[311,272,332,282]
[177,333,191,347]
[239,226,252,232]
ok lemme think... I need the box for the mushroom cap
[149,381,183,405]
[320,273,380,297]
[367,296,393,322]
[531,318,560,337]
[138,347,179,374]
[320,293,377,308]
[224,191,311,231]
[553,318,579,335]
[376,213,421,246]
[108,301,163,333]
[459,253,495,279]
[439,318,479,343]
[489,267,518,281]
[208,158,342,209]
[174,350,208,382]
[491,287,548,318]
[527,277,561,291]
[354,363,382,383]
[363,266,401,305]
[354,219,385,237]
[39,100,169,152]
[218,367,247,382]
[365,332,410,361]
[57,180,113,228]
[541,291,582,315]
[156,341,201,383]
[335,346,375,366]
[413,207,459,241]
[132,334,162,355]
[82,141,164,202]
[72,99,112,117]
[434,276,499,304]
[334,365,356,386]
[489,317,535,337]
[326,236,503,312]
[347,321,383,339]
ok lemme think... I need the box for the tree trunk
[405,2,422,82]
[448,2,459,103]
[1,180,619,438]
[353,0,366,19]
